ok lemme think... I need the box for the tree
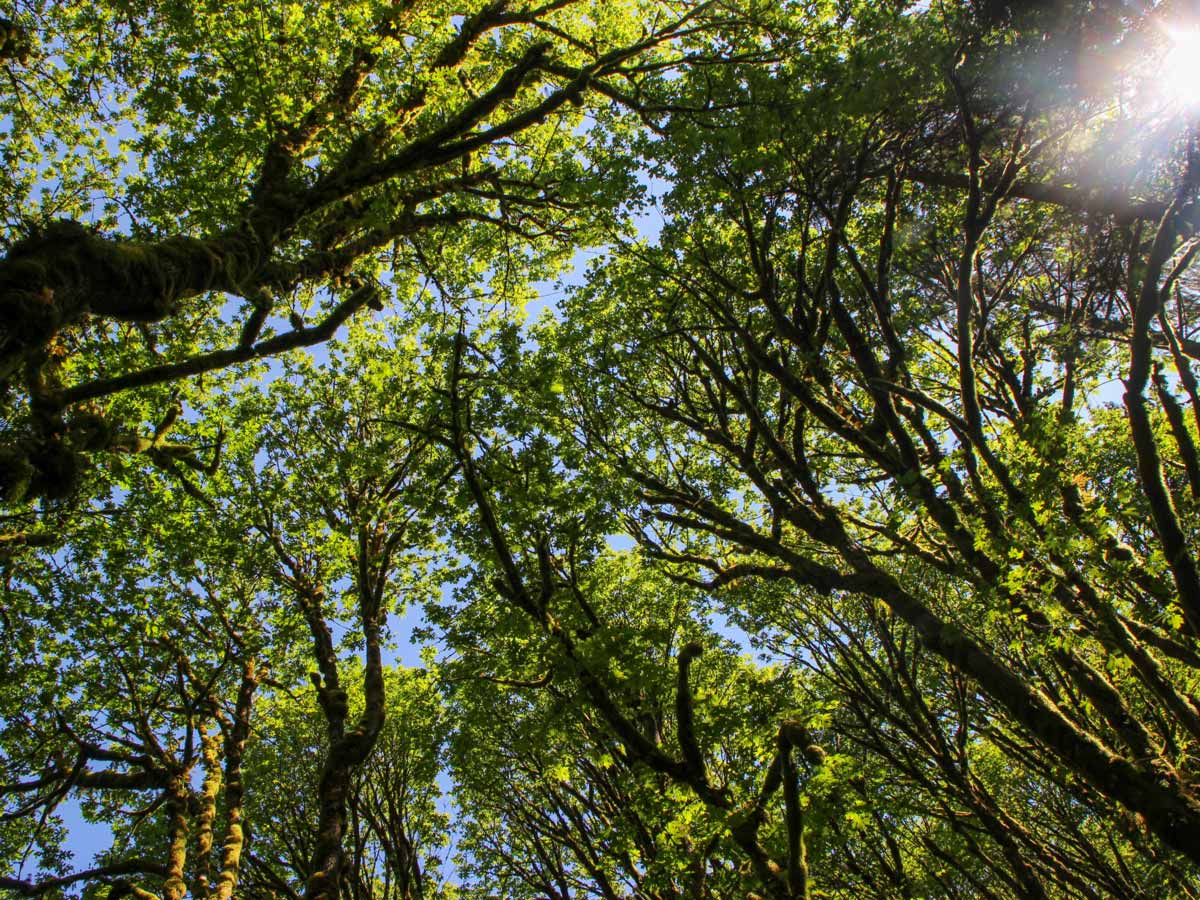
[243,665,451,900]
[546,0,1200,879]
[1,316,453,899]
[0,0,710,504]
[0,455,269,899]
[7,2,1200,899]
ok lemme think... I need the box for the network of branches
[3,2,1200,899]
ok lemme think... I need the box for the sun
[1157,27,1200,112]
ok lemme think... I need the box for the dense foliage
[4,1,1200,898]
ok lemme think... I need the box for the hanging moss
[2,220,237,329]
[0,284,61,347]
[80,416,117,453]
[0,18,31,64]
[0,432,83,504]
[0,223,85,363]
[28,439,80,500]
[0,445,35,503]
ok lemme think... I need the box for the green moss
[0,445,34,503]
[0,433,84,504]
[0,286,61,345]
[0,18,33,64]
[70,410,117,452]
[28,440,80,501]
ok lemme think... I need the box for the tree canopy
[4,1,1200,899]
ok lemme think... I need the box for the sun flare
[1158,27,1200,111]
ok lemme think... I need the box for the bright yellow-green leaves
[7,3,1200,898]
